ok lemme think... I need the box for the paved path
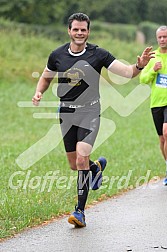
[1,180,167,252]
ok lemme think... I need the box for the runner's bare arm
[32,68,56,106]
[108,46,155,79]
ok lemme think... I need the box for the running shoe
[68,206,86,227]
[91,157,107,190]
[163,177,167,186]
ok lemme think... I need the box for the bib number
[156,73,167,88]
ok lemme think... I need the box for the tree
[147,0,167,24]
[0,0,167,26]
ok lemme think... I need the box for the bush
[138,21,160,45]
[0,18,68,42]
[91,21,137,42]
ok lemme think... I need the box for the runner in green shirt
[140,26,167,185]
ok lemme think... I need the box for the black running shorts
[59,103,100,152]
[151,106,167,135]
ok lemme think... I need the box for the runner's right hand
[32,91,42,106]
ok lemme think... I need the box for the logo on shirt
[63,67,85,86]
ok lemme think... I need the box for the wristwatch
[136,64,144,70]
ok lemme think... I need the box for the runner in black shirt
[32,13,154,228]
[47,42,115,103]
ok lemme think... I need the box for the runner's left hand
[137,46,155,68]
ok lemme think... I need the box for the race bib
[156,73,167,88]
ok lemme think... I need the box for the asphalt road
[1,180,167,252]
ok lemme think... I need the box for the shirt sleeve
[47,51,57,71]
[139,62,157,85]
[96,48,116,69]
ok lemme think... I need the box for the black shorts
[151,106,167,135]
[59,103,100,152]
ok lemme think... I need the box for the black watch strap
[136,64,144,70]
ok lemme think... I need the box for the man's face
[156,30,167,49]
[68,20,90,46]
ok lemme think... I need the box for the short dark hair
[68,13,90,30]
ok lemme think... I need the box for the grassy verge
[0,29,164,239]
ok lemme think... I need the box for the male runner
[32,13,154,227]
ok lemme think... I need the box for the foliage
[0,18,69,42]
[138,21,160,45]
[91,21,137,42]
[147,0,167,25]
[0,0,167,25]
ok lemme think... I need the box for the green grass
[0,29,164,239]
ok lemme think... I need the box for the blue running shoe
[91,157,107,190]
[68,207,86,227]
[163,177,167,186]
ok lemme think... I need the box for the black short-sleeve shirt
[47,42,115,103]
